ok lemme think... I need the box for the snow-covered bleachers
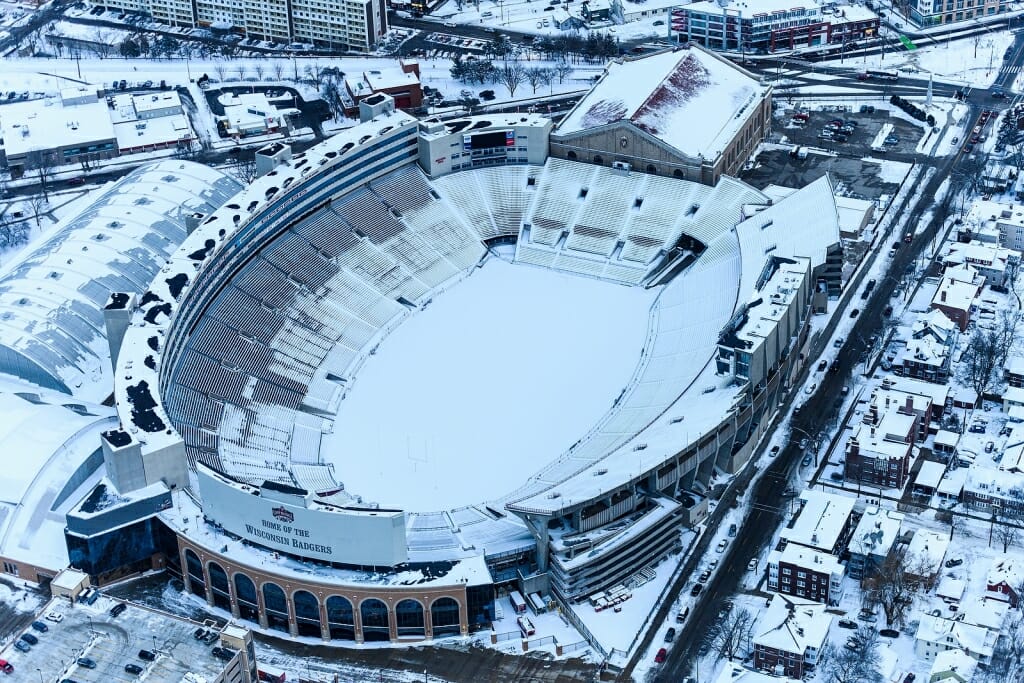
[431,165,540,239]
[370,164,434,214]
[336,189,404,245]
[291,463,341,495]
[525,160,594,245]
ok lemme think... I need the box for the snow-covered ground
[328,257,657,511]
[821,29,1015,87]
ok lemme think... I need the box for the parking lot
[741,149,908,202]
[776,106,925,157]
[1,594,234,683]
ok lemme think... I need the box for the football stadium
[0,47,841,646]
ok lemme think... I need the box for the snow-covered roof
[930,648,977,682]
[916,614,997,660]
[753,594,831,655]
[937,575,966,602]
[849,421,913,460]
[0,161,241,401]
[1004,386,1024,405]
[713,663,800,683]
[50,568,89,591]
[847,505,903,559]
[835,194,873,235]
[915,460,946,489]
[912,309,957,343]
[780,490,855,552]
[418,113,550,141]
[0,95,115,158]
[905,528,949,575]
[882,376,950,408]
[901,337,948,368]
[0,386,114,571]
[131,91,183,116]
[769,542,843,576]
[987,556,1024,588]
[960,598,1007,631]
[934,430,960,449]
[555,46,769,162]
[937,465,967,497]
[943,240,1016,272]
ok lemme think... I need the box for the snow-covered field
[328,257,657,510]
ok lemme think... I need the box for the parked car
[12,642,29,653]
[986,441,995,453]
[769,445,780,457]
[77,657,97,669]
[109,603,127,618]
[879,628,900,638]
[690,583,703,596]
[125,663,144,675]
[676,606,690,623]
[838,619,858,629]
[849,308,860,318]
[19,633,37,646]
[945,558,963,568]
[802,455,812,467]
[834,336,845,348]
[664,627,676,643]
[655,647,668,663]
[0,658,12,674]
[747,558,758,572]
[138,650,156,661]
[716,540,728,553]
[817,359,828,372]
[30,621,48,633]
[44,611,63,623]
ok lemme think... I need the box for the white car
[805,382,817,395]
[716,540,728,553]
[44,611,64,623]
[747,558,758,572]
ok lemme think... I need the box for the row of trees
[450,55,574,97]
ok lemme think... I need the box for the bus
[257,663,287,683]
[866,69,898,81]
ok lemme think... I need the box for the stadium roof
[555,46,769,161]
[0,161,241,400]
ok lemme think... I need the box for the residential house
[752,594,832,679]
[884,376,950,420]
[1005,355,1024,388]
[767,543,845,605]
[778,490,857,556]
[897,310,957,383]
[986,557,1023,607]
[844,413,915,490]
[915,614,997,663]
[846,506,904,580]
[904,529,950,586]
[713,663,801,683]
[912,460,947,497]
[931,268,982,332]
[868,383,934,442]
[929,648,977,683]
[963,442,1024,517]
[942,241,1019,289]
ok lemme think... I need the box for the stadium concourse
[0,48,840,660]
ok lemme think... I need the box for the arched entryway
[326,596,355,640]
[360,598,390,642]
[430,597,461,637]
[395,599,425,638]
[184,549,205,597]
[262,582,289,633]
[207,561,231,611]
[234,573,259,622]
[293,590,322,637]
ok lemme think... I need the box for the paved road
[649,105,987,683]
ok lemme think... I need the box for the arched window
[395,599,425,637]
[262,583,289,633]
[673,169,684,179]
[567,151,578,160]
[326,596,355,640]
[431,597,461,637]
[293,590,321,637]
[184,549,205,597]
[646,164,657,175]
[360,598,390,642]
[234,573,259,622]
[207,562,231,611]
[594,155,604,165]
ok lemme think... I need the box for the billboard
[463,129,514,151]
[196,466,407,567]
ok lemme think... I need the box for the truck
[517,615,536,637]
[509,590,527,614]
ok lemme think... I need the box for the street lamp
[792,426,824,466]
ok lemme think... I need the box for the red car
[655,647,668,663]
[0,659,12,674]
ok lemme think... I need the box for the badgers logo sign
[272,506,294,524]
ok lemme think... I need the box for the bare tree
[554,60,573,84]
[822,626,882,683]
[993,509,1021,553]
[33,155,55,201]
[254,63,265,81]
[228,154,258,184]
[959,332,1000,401]
[25,191,49,230]
[525,66,550,95]
[272,61,285,81]
[496,61,527,98]
[987,612,1024,682]
[863,549,917,627]
[234,64,247,81]
[214,63,227,82]
[708,607,755,661]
